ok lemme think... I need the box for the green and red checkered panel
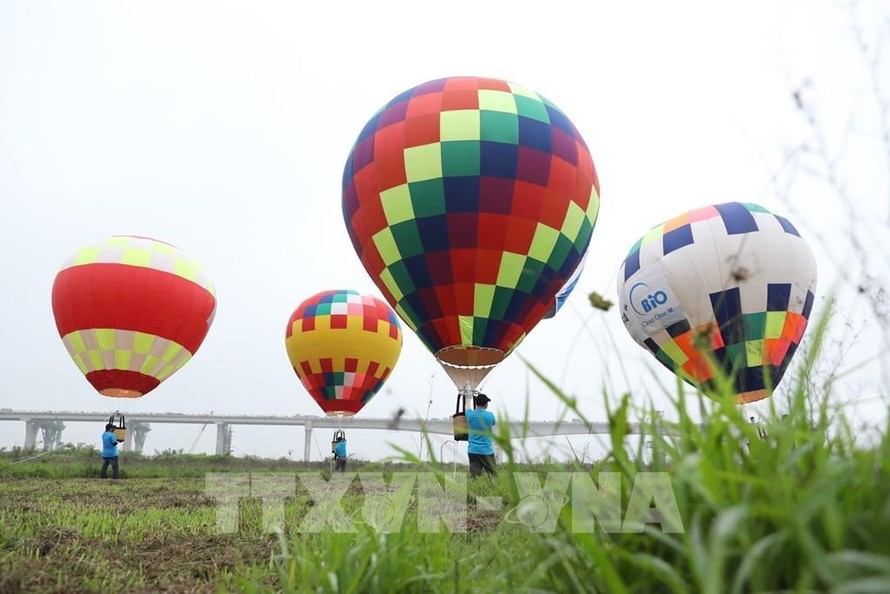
[343,76,599,359]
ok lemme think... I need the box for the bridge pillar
[215,423,231,456]
[24,419,38,449]
[39,420,65,450]
[132,422,151,454]
[641,410,665,466]
[303,420,313,463]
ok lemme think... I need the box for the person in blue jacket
[333,436,347,472]
[100,423,121,479]
[466,393,497,478]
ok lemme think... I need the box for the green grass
[3,311,890,592]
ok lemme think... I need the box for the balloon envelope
[285,290,402,417]
[617,202,817,403]
[543,244,588,319]
[51,235,217,398]
[342,76,599,391]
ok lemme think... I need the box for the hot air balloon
[341,76,600,394]
[284,290,402,417]
[51,235,217,399]
[617,202,817,404]
[543,244,589,319]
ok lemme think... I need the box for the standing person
[333,436,347,473]
[100,423,121,479]
[466,393,497,478]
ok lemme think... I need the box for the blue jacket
[102,431,119,458]
[466,408,496,455]
[333,440,347,458]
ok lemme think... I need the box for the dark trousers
[101,456,119,479]
[334,457,347,473]
[468,453,497,478]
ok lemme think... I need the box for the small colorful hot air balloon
[342,76,599,392]
[285,290,402,416]
[51,235,217,399]
[617,202,817,404]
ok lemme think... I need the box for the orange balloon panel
[285,290,402,416]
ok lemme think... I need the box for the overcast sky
[1,1,888,462]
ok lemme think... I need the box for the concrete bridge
[0,409,668,461]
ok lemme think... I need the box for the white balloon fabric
[617,202,817,403]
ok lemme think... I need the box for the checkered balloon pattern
[617,202,817,403]
[342,76,599,362]
[51,235,217,398]
[285,290,402,417]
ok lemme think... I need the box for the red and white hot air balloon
[51,235,217,399]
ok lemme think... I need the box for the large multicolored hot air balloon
[342,76,599,392]
[51,235,217,399]
[285,290,402,416]
[617,202,817,404]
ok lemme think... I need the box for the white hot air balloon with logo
[617,202,817,404]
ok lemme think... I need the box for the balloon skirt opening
[436,346,505,393]
[317,399,363,416]
[736,389,769,404]
[86,370,158,398]
[102,388,143,398]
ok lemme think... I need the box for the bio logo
[629,282,669,316]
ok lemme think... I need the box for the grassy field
[0,454,548,593]
[3,352,890,592]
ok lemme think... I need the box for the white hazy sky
[1,1,888,462]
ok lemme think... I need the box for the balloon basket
[109,413,126,442]
[331,429,345,453]
[452,393,468,441]
[452,414,468,442]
